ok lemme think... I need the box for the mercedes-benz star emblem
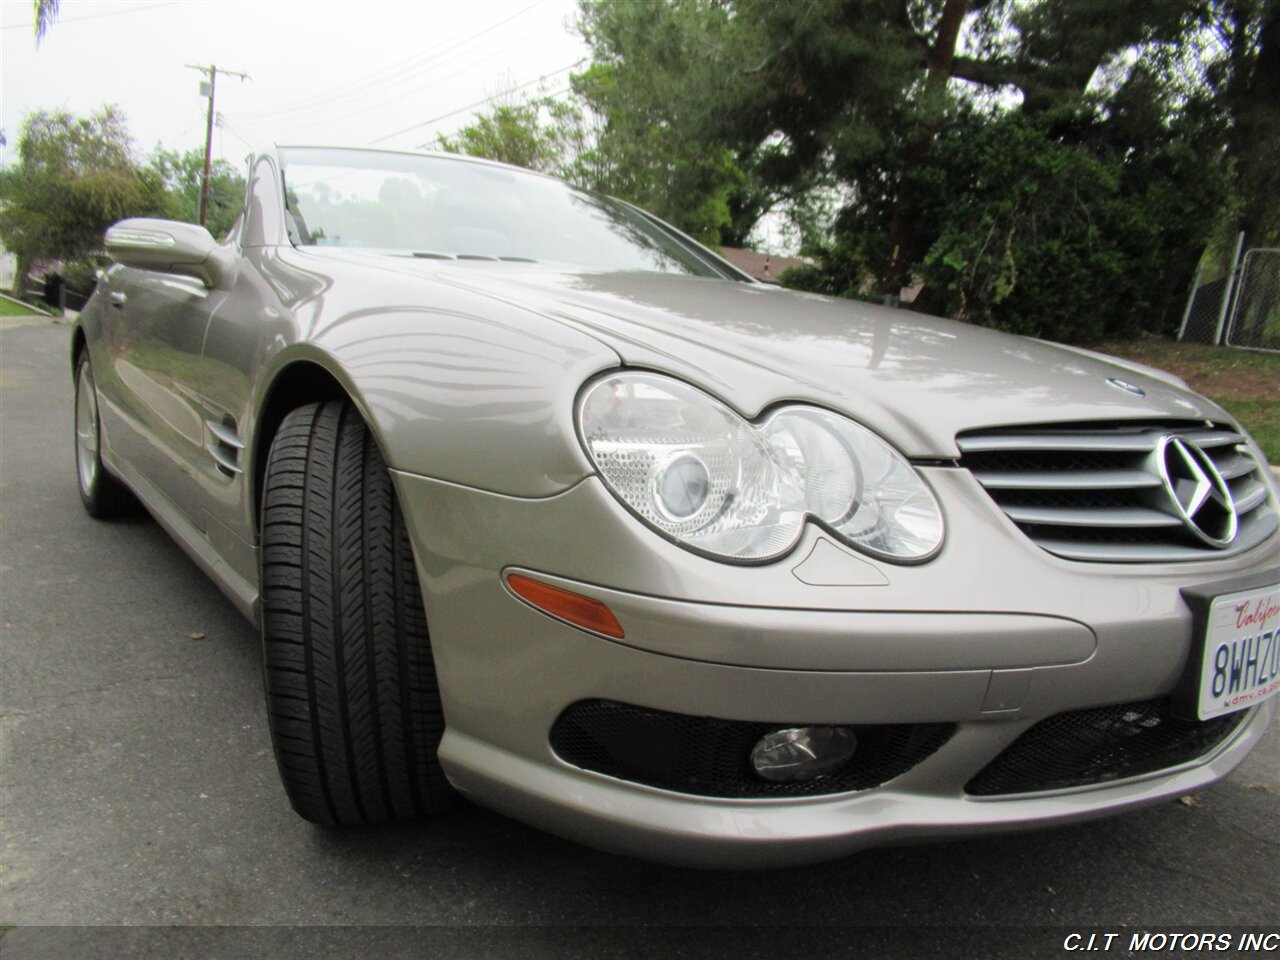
[1106,377,1146,397]
[1155,436,1238,547]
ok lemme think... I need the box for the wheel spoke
[75,363,98,492]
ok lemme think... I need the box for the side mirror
[104,218,237,289]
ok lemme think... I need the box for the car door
[182,154,317,588]
[180,246,286,585]
[95,265,227,533]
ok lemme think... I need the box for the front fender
[253,302,621,500]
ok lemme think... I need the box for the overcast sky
[0,0,590,167]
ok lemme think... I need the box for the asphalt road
[1,320,1277,958]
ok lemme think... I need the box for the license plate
[1194,583,1280,720]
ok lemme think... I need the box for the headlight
[577,372,944,563]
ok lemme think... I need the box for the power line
[249,27,561,137]
[237,18,558,131]
[234,2,541,122]
[216,114,261,156]
[369,59,585,146]
[1,1,175,30]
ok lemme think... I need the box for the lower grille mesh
[550,699,955,798]
[965,699,1249,796]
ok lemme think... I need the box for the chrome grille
[958,422,1279,562]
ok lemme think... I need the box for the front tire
[74,350,138,518]
[260,400,452,825]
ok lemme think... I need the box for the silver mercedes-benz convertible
[73,146,1279,867]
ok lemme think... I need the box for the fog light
[750,726,858,782]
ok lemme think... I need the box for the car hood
[307,252,1229,458]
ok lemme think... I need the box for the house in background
[717,247,809,285]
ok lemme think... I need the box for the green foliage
[34,0,59,44]
[576,0,946,260]
[960,0,1199,114]
[570,2,762,243]
[431,82,744,245]
[148,148,246,240]
[0,106,168,284]
[434,101,571,174]
[912,96,1227,341]
[779,244,872,301]
[0,109,248,298]
[568,0,1266,343]
[1222,0,1280,246]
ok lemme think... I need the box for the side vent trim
[205,418,244,477]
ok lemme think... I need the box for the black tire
[74,350,138,518]
[260,400,452,825]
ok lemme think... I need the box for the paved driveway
[1,321,1276,957]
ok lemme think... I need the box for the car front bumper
[392,465,1280,867]
[438,701,1271,868]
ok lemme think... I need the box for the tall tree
[950,0,1196,113]
[573,1,761,243]
[1220,0,1280,246]
[0,107,166,295]
[575,1,988,286]
[575,0,1260,341]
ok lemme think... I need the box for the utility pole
[185,63,250,227]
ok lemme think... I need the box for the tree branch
[949,54,1027,91]
[743,38,796,76]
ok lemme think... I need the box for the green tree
[1217,0,1280,247]
[575,0,964,279]
[434,100,571,174]
[432,90,743,244]
[148,147,246,240]
[573,1,768,244]
[0,106,167,296]
[576,0,1267,341]
[912,105,1227,342]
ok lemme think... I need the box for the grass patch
[1098,336,1280,462]
[1215,398,1280,464]
[0,296,51,317]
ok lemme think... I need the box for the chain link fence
[1178,271,1232,343]
[1179,234,1241,345]
[1179,235,1280,353]
[1225,248,1280,352]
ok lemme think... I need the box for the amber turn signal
[506,573,625,639]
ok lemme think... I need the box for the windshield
[277,147,730,278]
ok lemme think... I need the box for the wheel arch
[250,357,351,534]
[70,324,87,374]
